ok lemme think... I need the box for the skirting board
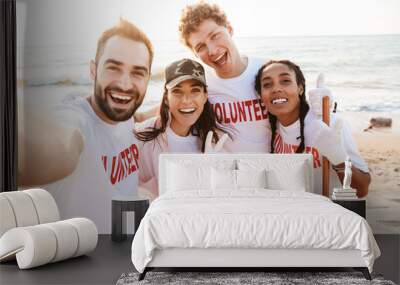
[148,248,366,267]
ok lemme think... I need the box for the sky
[16,0,400,48]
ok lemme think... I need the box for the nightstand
[112,197,149,242]
[332,199,366,218]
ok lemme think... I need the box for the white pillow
[167,162,211,191]
[211,168,236,190]
[236,169,267,189]
[237,158,308,191]
[266,163,306,191]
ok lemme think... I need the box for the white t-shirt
[137,119,202,199]
[273,111,369,195]
[44,97,139,233]
[166,127,200,153]
[205,57,270,153]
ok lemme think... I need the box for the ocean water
[18,34,400,112]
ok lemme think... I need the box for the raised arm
[18,111,84,187]
[314,117,371,198]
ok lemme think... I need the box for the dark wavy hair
[135,85,229,152]
[255,60,310,153]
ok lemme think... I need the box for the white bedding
[131,190,380,273]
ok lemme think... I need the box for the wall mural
[16,0,400,234]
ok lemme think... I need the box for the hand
[314,118,347,165]
[204,131,228,153]
[308,73,333,116]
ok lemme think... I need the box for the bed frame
[138,154,371,281]
[140,248,370,280]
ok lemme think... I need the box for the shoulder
[54,95,88,114]
[139,130,167,155]
[52,96,92,130]
[134,116,159,131]
[204,65,218,82]
[135,116,168,149]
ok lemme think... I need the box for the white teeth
[213,52,226,64]
[110,92,131,101]
[215,53,225,61]
[179,108,196,113]
[272,98,288,104]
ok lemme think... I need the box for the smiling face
[90,35,150,124]
[260,63,304,126]
[187,19,242,79]
[167,79,207,136]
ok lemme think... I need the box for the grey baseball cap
[165,58,206,89]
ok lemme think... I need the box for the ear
[190,44,200,58]
[227,23,233,36]
[298,85,304,95]
[90,60,96,81]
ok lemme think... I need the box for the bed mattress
[131,190,380,273]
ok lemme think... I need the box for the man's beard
[94,79,144,122]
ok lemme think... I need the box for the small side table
[332,199,366,218]
[112,197,149,242]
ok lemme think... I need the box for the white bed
[131,154,380,280]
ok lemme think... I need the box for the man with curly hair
[179,2,269,152]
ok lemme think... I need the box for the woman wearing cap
[135,58,229,200]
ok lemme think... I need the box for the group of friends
[20,3,370,233]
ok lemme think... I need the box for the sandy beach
[342,112,400,234]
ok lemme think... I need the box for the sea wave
[329,80,400,90]
[21,74,399,92]
[347,103,400,112]
[21,78,92,87]
[20,68,166,87]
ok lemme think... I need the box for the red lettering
[274,134,283,153]
[312,148,321,168]
[212,100,269,125]
[123,148,131,175]
[283,143,292,153]
[102,156,107,172]
[273,135,320,168]
[117,156,125,183]
[237,102,246,122]
[245,100,253,121]
[126,148,135,174]
[260,100,268,119]
[252,99,262,121]
[228,102,238,123]
[222,103,230,124]
[130,144,139,170]
[120,150,129,178]
[110,157,119,185]
[105,143,140,186]
[214,103,223,124]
